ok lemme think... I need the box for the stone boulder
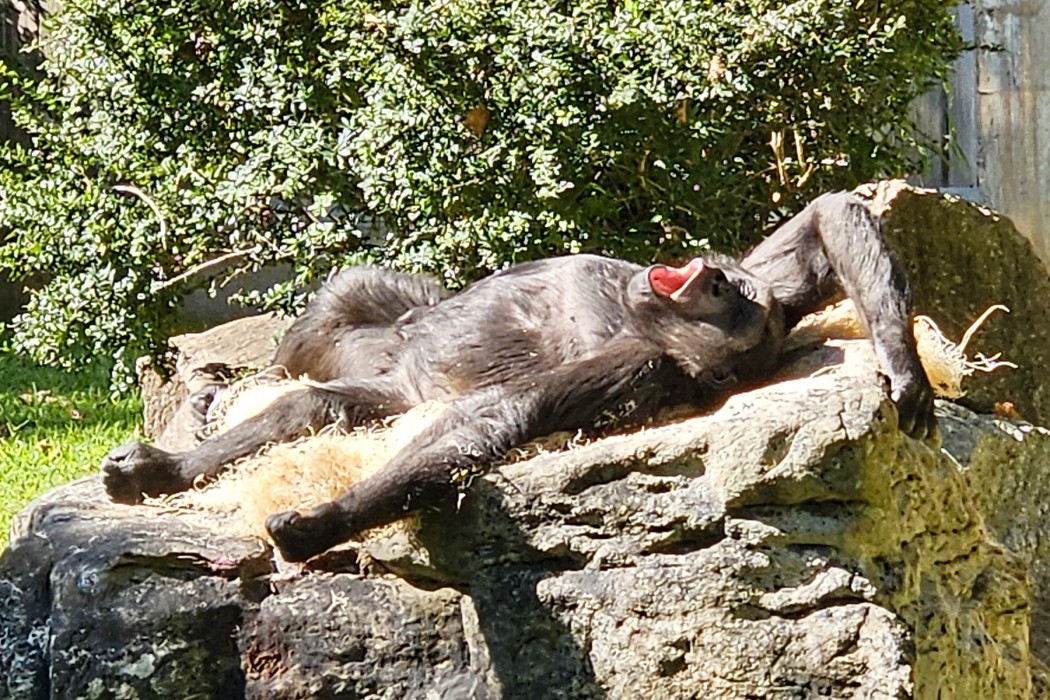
[137,313,292,450]
[0,338,1045,699]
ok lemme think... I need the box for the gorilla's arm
[742,192,934,436]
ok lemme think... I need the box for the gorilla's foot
[265,502,350,562]
[101,442,192,504]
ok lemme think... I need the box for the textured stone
[137,312,292,448]
[862,180,1050,424]
[0,338,1042,699]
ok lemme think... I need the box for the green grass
[0,351,142,547]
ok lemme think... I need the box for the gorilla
[102,192,934,561]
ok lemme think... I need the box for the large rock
[137,313,292,450]
[862,180,1050,423]
[0,338,1045,699]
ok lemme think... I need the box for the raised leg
[275,267,451,381]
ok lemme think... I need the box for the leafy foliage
[0,0,964,388]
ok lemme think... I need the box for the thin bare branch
[153,249,257,292]
[113,184,168,250]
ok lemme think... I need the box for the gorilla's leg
[276,267,450,381]
[265,384,530,561]
[102,378,411,503]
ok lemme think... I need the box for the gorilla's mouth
[649,259,706,300]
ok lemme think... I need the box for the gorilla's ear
[626,266,661,309]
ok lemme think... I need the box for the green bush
[0,0,964,388]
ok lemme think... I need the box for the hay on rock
[169,384,449,543]
[913,305,1017,399]
[786,299,1016,399]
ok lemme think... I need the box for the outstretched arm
[741,192,934,437]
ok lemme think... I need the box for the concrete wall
[0,1,48,322]
[0,274,27,320]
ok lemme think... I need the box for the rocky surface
[137,312,292,450]
[1,338,1045,699]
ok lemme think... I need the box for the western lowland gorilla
[102,192,935,562]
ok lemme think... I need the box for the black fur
[101,192,935,561]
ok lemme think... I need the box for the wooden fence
[912,1,1050,267]
[0,0,50,144]
[911,4,979,195]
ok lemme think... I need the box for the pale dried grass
[787,299,1015,398]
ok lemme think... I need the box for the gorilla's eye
[712,278,734,298]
